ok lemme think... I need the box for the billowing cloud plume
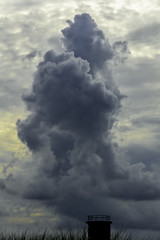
[61,14,113,72]
[16,13,133,223]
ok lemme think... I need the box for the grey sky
[1,0,160,238]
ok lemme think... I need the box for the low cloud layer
[15,13,160,231]
[23,50,41,61]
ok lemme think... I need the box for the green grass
[0,228,155,240]
[111,228,153,240]
[0,229,88,240]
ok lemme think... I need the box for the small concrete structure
[86,215,112,240]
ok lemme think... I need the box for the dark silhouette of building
[86,215,112,240]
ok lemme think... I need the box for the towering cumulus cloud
[61,14,113,72]
[17,13,127,221]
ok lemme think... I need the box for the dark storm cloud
[16,13,160,230]
[61,13,113,72]
[124,144,160,166]
[17,48,124,179]
[17,13,126,211]
[17,50,118,145]
[106,143,160,202]
[109,173,160,201]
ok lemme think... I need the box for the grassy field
[0,228,154,240]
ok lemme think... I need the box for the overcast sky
[1,0,160,237]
